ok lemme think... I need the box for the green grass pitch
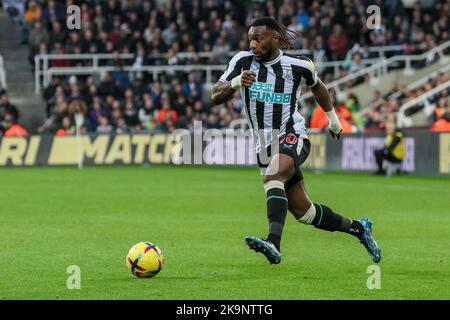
[0,165,449,300]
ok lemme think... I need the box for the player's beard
[256,46,275,63]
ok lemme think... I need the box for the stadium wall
[0,132,449,176]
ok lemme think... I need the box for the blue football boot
[358,218,382,263]
[245,236,282,264]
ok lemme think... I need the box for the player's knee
[264,173,285,184]
[289,203,307,216]
[295,202,315,224]
[263,166,293,184]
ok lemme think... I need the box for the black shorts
[257,132,311,190]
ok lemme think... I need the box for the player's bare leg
[286,181,382,263]
[245,153,295,264]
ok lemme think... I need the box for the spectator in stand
[42,0,65,24]
[309,102,354,134]
[121,88,137,108]
[55,116,75,136]
[346,93,360,114]
[157,96,178,125]
[346,14,363,47]
[23,0,42,43]
[96,115,113,134]
[434,98,449,121]
[362,107,383,130]
[0,113,28,137]
[162,118,176,133]
[206,113,220,129]
[149,80,163,109]
[24,0,41,24]
[67,76,83,103]
[123,100,140,129]
[0,92,20,122]
[431,103,450,132]
[116,117,130,134]
[182,73,203,102]
[109,50,131,93]
[49,20,66,46]
[309,104,329,131]
[28,20,48,58]
[109,107,121,127]
[212,33,232,64]
[348,52,365,74]
[139,95,157,131]
[327,24,348,60]
[86,96,105,132]
[98,72,118,98]
[162,22,179,48]
[50,42,71,68]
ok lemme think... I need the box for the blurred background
[0,0,449,174]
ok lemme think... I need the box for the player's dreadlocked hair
[251,17,300,50]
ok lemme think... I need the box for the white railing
[387,64,450,101]
[34,53,134,93]
[317,58,380,78]
[298,40,450,104]
[34,41,450,95]
[34,45,404,89]
[0,55,7,90]
[34,45,407,94]
[149,45,406,60]
[42,64,226,91]
[397,79,450,128]
[35,54,380,93]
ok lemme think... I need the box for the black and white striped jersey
[218,49,318,153]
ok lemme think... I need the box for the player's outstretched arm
[211,71,256,105]
[310,79,342,140]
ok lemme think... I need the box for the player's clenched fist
[241,71,256,87]
[231,71,256,89]
[326,109,342,140]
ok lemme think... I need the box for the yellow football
[126,242,164,278]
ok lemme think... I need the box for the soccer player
[211,17,381,264]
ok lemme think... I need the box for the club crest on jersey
[283,69,294,81]
[249,82,291,104]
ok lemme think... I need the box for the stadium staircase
[0,9,46,133]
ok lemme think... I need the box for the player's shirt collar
[260,49,283,65]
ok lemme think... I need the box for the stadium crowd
[37,72,244,134]
[22,0,450,68]
[308,71,450,133]
[1,0,449,136]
